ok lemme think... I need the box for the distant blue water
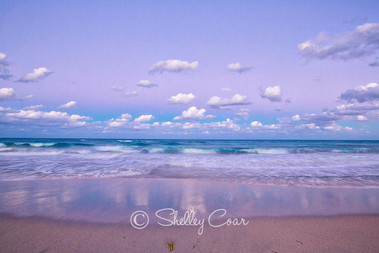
[0,139,378,186]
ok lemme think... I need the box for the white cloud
[108,113,132,127]
[158,119,243,133]
[0,53,12,80]
[221,87,232,92]
[207,94,250,109]
[23,105,43,111]
[261,85,282,102]
[283,97,373,132]
[137,80,158,88]
[295,123,320,130]
[298,111,339,127]
[334,101,379,120]
[250,121,280,130]
[0,53,5,62]
[133,124,152,130]
[292,114,301,121]
[107,113,156,129]
[263,124,280,130]
[134,114,154,122]
[174,106,214,120]
[298,23,379,60]
[181,122,202,129]
[340,83,379,103]
[168,93,195,104]
[149,59,198,74]
[0,88,15,101]
[22,95,34,100]
[234,108,250,119]
[5,109,91,127]
[18,67,52,82]
[2,92,33,102]
[357,115,368,121]
[59,101,76,109]
[0,106,12,112]
[120,113,132,120]
[7,110,86,120]
[162,121,173,127]
[125,91,138,97]
[111,86,124,92]
[323,124,352,132]
[250,121,263,128]
[206,118,240,131]
[227,62,252,73]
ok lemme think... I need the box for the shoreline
[2,176,379,188]
[1,213,378,252]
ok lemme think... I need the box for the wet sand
[0,178,379,252]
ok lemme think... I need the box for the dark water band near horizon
[0,138,378,186]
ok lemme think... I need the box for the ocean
[0,138,378,186]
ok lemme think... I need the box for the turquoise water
[0,139,378,186]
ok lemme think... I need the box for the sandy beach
[0,178,379,252]
[1,213,378,252]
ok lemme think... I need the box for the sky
[0,0,378,139]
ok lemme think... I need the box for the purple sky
[0,0,378,139]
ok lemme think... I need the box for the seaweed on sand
[164,240,175,251]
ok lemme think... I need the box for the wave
[142,146,378,155]
[182,148,216,154]
[0,147,14,152]
[253,148,288,154]
[30,143,56,148]
[0,142,94,148]
[289,148,379,154]
[95,145,136,153]
[1,144,378,155]
[0,139,378,155]
[0,150,64,156]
